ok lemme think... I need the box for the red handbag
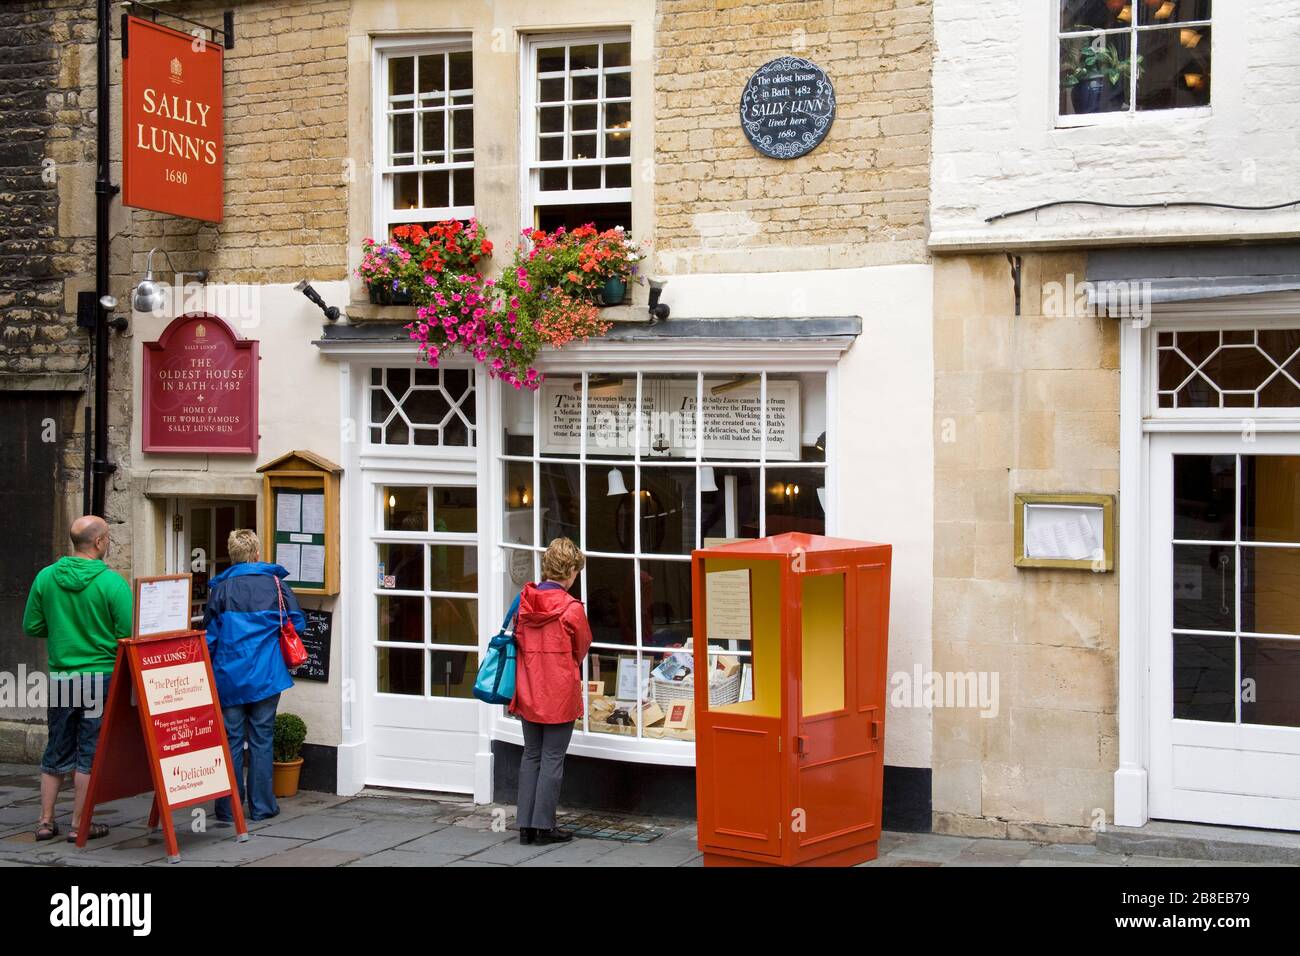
[275,577,309,669]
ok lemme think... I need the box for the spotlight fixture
[132,247,209,314]
[647,278,670,324]
[295,279,341,322]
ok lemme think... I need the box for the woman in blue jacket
[203,529,306,822]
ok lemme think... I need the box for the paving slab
[312,819,442,854]
[245,845,364,867]
[162,833,309,864]
[516,837,622,867]
[346,848,465,867]
[400,825,515,856]
[253,813,360,841]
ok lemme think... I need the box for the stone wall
[931,252,1120,842]
[653,0,932,272]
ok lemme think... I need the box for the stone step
[1097,820,1300,865]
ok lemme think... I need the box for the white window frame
[372,35,475,236]
[489,345,843,766]
[520,31,633,229]
[1054,1,1213,129]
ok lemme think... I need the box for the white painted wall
[667,266,936,770]
[127,281,347,747]
[931,0,1300,249]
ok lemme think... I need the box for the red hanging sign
[79,630,247,862]
[122,15,224,223]
[142,313,259,455]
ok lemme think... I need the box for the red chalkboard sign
[122,15,224,223]
[142,313,259,455]
[79,631,247,862]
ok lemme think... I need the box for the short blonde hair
[541,537,585,582]
[228,528,260,564]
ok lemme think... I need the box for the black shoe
[519,826,536,845]
[535,827,573,845]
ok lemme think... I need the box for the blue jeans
[41,674,111,775]
[215,693,280,822]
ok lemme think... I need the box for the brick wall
[128,0,351,284]
[931,253,1120,841]
[653,0,931,265]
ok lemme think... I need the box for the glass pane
[1137,26,1211,111]
[605,164,631,189]
[605,133,631,158]
[570,44,598,71]
[531,464,576,546]
[503,466,535,546]
[403,387,451,428]
[1060,34,1132,115]
[572,165,600,190]
[539,106,564,134]
[643,559,693,649]
[585,557,637,646]
[378,543,423,591]
[1172,634,1235,722]
[643,649,694,741]
[1260,368,1300,408]
[430,597,477,646]
[700,467,761,543]
[417,54,444,94]
[501,382,534,456]
[1177,330,1219,366]
[388,56,414,96]
[1158,347,1194,392]
[385,416,410,445]
[1176,373,1218,409]
[540,167,567,192]
[452,168,474,207]
[430,650,477,698]
[378,596,423,644]
[1173,544,1235,632]
[1242,547,1300,636]
[430,544,478,592]
[537,46,565,73]
[378,646,423,695]
[604,42,631,68]
[1060,0,1130,31]
[452,109,473,151]
[539,77,564,102]
[384,486,427,531]
[1243,457,1300,543]
[422,170,449,209]
[571,74,599,101]
[393,172,418,210]
[539,136,564,161]
[765,468,826,537]
[1139,0,1212,25]
[572,104,597,131]
[1174,455,1235,541]
[433,485,477,533]
[391,113,415,158]
[605,101,631,129]
[1241,638,1300,728]
[1258,330,1300,365]
[421,112,445,157]
[448,51,472,91]
[802,573,845,716]
[605,72,631,99]
[388,368,410,395]
[705,559,779,718]
[571,134,597,160]
[640,468,696,555]
[586,465,633,554]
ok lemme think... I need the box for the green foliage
[1061,35,1143,88]
[273,712,308,763]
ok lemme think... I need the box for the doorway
[167,497,258,626]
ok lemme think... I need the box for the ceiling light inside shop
[1153,1,1176,20]
[1180,28,1202,48]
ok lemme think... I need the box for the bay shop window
[497,370,831,752]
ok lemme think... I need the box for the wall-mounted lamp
[132,247,209,314]
[647,278,670,324]
[295,279,341,322]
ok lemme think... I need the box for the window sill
[1054,106,1212,130]
[345,302,647,324]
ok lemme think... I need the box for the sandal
[67,822,109,843]
[35,820,59,841]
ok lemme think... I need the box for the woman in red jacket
[510,537,593,845]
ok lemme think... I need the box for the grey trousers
[516,718,574,829]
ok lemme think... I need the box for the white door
[364,477,483,792]
[1149,432,1300,830]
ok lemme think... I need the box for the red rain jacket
[509,582,593,724]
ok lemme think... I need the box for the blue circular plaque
[739,56,836,160]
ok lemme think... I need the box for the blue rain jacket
[203,562,305,707]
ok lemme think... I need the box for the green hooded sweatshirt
[23,556,133,674]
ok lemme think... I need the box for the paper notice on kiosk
[706,569,752,643]
[276,493,302,534]
[277,543,302,581]
[299,544,325,584]
[302,493,326,535]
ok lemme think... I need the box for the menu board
[134,574,193,638]
[290,608,333,683]
[705,568,753,644]
[540,378,800,460]
[273,489,327,589]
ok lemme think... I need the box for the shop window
[1058,1,1211,119]
[525,34,632,232]
[375,483,479,699]
[369,366,476,447]
[498,370,830,744]
[377,41,474,233]
[1157,329,1300,410]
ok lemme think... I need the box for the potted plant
[1061,35,1141,114]
[357,238,413,305]
[272,712,308,798]
[357,220,494,307]
[577,226,644,306]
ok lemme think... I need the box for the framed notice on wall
[258,450,342,596]
[1014,493,1115,571]
[134,574,194,639]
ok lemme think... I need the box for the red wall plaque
[122,15,224,223]
[143,313,259,455]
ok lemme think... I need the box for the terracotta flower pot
[272,757,304,798]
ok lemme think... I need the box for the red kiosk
[692,533,892,867]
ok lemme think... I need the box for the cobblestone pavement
[0,764,1271,867]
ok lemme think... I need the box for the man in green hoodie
[23,514,133,843]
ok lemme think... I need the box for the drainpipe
[91,0,119,517]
